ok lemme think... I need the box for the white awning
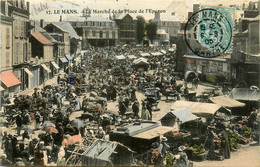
[51,61,60,70]
[151,52,163,56]
[0,86,4,91]
[140,53,151,57]
[24,68,34,77]
[41,64,51,73]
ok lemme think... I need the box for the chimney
[154,12,160,20]
[26,1,29,12]
[40,19,44,28]
[5,0,8,15]
[60,15,62,22]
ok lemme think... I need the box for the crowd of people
[0,44,259,166]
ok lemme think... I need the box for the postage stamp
[185,6,234,58]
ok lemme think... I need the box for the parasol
[43,126,58,133]
[71,119,85,128]
[67,135,82,145]
[22,127,34,134]
[42,121,55,128]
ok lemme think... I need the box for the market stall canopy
[115,55,126,60]
[82,140,135,166]
[140,53,151,57]
[209,95,245,108]
[170,101,221,117]
[1,71,21,87]
[160,110,199,124]
[127,55,137,59]
[168,48,175,52]
[229,88,260,101]
[151,52,163,56]
[132,126,174,140]
[133,58,149,65]
[160,50,166,54]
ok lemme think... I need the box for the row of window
[13,42,31,64]
[71,21,115,27]
[121,32,135,38]
[14,20,30,38]
[85,30,116,38]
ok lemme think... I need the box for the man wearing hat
[159,137,170,160]
[16,112,23,136]
[175,146,188,167]
[132,99,140,119]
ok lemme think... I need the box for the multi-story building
[68,14,118,48]
[231,1,260,87]
[30,30,54,85]
[114,13,137,45]
[1,0,32,96]
[152,13,181,38]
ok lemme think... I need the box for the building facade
[69,13,118,48]
[152,13,181,38]
[0,0,32,96]
[114,14,137,45]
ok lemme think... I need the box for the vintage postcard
[0,0,259,166]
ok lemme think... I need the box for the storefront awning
[1,71,21,87]
[24,68,34,77]
[65,54,72,61]
[41,64,51,73]
[51,61,60,70]
[0,86,5,91]
[60,57,68,63]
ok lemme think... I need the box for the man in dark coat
[220,130,231,159]
[132,100,140,119]
[16,114,23,136]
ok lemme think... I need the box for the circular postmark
[184,8,233,58]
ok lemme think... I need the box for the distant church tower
[82,6,91,19]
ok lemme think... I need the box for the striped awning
[41,64,51,73]
[24,68,34,77]
[51,61,60,70]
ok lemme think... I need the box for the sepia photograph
[0,0,259,166]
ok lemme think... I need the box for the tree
[146,20,157,43]
[136,16,146,44]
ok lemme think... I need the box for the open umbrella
[22,127,34,134]
[78,112,94,121]
[43,126,58,133]
[42,121,55,128]
[71,119,84,128]
[67,135,82,145]
[90,91,98,97]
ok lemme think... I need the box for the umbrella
[90,91,98,97]
[43,126,58,133]
[78,112,94,120]
[69,110,84,121]
[71,119,84,128]
[97,97,106,102]
[67,135,82,145]
[131,75,136,78]
[22,127,34,134]
[42,121,55,128]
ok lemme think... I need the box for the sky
[28,0,257,22]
